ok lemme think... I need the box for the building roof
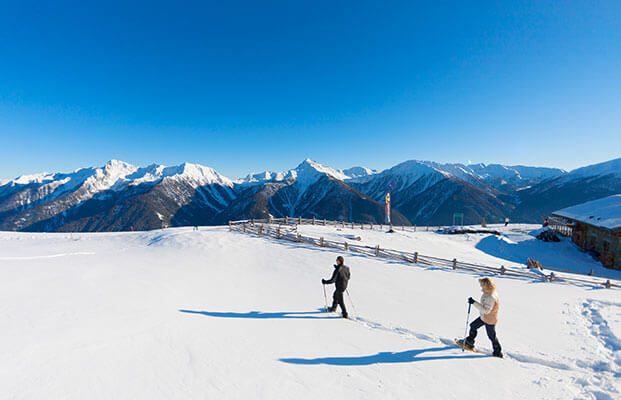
[552,194,621,231]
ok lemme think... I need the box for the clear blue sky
[1,1,620,180]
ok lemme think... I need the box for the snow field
[0,227,619,399]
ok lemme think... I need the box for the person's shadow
[179,309,339,319]
[279,345,486,365]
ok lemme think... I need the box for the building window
[603,240,610,252]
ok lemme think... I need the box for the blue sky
[1,1,620,180]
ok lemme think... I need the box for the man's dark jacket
[324,264,351,291]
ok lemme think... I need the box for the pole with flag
[385,190,394,232]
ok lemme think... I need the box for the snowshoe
[455,338,477,353]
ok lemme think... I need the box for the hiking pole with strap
[462,302,472,352]
[346,289,358,317]
[323,284,328,312]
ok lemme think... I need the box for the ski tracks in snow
[352,310,620,399]
[354,315,570,367]
[571,299,621,400]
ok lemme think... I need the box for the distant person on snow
[322,256,351,318]
[460,277,503,358]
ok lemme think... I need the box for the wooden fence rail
[228,219,620,289]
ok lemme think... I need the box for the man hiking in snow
[459,277,503,358]
[322,256,351,319]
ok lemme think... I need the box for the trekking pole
[346,289,358,317]
[323,284,328,312]
[462,302,472,352]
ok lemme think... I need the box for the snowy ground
[295,223,621,279]
[0,226,619,399]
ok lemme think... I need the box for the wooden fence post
[361,224,364,230]
[452,258,457,269]
[286,216,289,224]
[299,216,302,225]
[242,223,246,233]
[413,252,418,264]
[313,216,316,225]
[323,219,326,226]
[320,237,324,247]
[277,227,281,239]
[344,242,348,251]
[297,233,302,242]
[402,225,405,231]
[229,221,232,231]
[376,245,380,256]
[589,269,594,276]
[351,222,354,229]
[341,221,345,228]
[414,225,416,231]
[258,225,263,235]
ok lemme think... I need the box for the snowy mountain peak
[104,159,136,170]
[12,172,57,185]
[341,166,377,179]
[291,159,349,186]
[236,159,351,186]
[172,162,234,187]
[567,157,621,179]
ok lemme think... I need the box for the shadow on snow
[279,345,486,366]
[179,309,340,320]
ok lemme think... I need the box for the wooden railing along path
[228,217,620,289]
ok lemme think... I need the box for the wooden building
[552,195,621,270]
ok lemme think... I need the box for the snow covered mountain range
[0,157,619,231]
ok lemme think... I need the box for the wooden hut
[552,195,621,270]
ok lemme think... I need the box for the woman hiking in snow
[322,256,351,319]
[459,277,503,358]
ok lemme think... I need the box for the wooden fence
[228,218,620,289]
[547,216,574,237]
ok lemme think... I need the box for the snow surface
[553,195,621,230]
[1,226,619,399]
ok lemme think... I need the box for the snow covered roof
[552,194,621,231]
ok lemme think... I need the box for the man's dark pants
[331,289,347,315]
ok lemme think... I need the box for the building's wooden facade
[553,195,621,270]
[570,222,621,269]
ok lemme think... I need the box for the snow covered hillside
[1,227,619,399]
[295,223,621,279]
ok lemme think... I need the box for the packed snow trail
[0,227,618,399]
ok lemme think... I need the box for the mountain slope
[512,158,621,222]
[216,161,409,225]
[0,157,617,231]
[351,160,513,225]
[0,161,236,232]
